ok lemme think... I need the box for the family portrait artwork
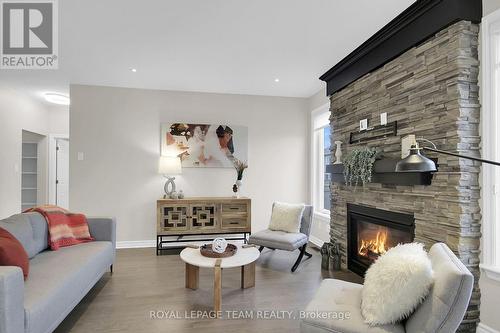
[161,123,249,168]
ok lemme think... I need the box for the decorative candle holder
[334,141,343,164]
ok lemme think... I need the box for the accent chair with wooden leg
[249,204,313,272]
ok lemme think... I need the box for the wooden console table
[156,197,251,254]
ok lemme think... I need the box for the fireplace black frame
[347,204,415,276]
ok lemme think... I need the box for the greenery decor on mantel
[343,147,379,187]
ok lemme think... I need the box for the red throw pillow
[0,227,30,280]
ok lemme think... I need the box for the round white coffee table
[180,244,260,313]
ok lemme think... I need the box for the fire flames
[358,229,388,260]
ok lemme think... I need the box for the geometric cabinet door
[191,204,217,230]
[160,205,189,231]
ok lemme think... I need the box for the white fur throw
[268,202,305,233]
[361,243,434,325]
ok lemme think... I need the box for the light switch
[401,135,417,159]
[77,152,84,161]
[380,112,388,125]
[14,163,19,173]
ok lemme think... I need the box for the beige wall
[0,87,70,218]
[480,275,500,331]
[0,88,48,217]
[48,105,70,134]
[307,88,329,112]
[69,85,309,243]
[484,0,500,16]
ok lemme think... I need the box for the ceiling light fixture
[130,68,137,73]
[44,93,70,105]
[274,78,280,82]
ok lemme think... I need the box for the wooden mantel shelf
[326,159,436,186]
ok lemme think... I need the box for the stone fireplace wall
[329,21,481,332]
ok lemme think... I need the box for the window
[323,126,332,210]
[311,106,331,214]
[481,9,500,281]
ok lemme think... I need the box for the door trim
[48,134,69,205]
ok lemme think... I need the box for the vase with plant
[343,147,379,187]
[232,159,248,197]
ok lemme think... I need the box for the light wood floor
[54,246,362,333]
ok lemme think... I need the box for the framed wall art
[161,123,248,168]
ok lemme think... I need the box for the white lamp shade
[159,156,182,175]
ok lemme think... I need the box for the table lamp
[159,156,182,198]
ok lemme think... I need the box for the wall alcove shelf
[326,158,437,186]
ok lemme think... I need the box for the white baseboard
[116,240,156,249]
[309,235,325,248]
[478,323,500,333]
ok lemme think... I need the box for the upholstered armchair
[249,205,313,272]
[300,243,474,333]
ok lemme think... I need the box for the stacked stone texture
[329,21,481,332]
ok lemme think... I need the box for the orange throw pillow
[24,205,94,250]
[0,227,29,280]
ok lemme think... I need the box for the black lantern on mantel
[396,139,500,172]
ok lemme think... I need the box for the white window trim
[480,9,500,282]
[310,102,331,217]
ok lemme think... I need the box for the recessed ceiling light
[274,78,280,82]
[44,93,70,105]
[130,68,137,73]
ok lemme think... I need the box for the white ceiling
[0,0,415,101]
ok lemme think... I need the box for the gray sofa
[300,243,473,333]
[0,212,116,333]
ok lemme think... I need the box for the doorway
[48,135,69,208]
[55,138,69,208]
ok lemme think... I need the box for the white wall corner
[309,235,325,248]
[478,323,500,333]
[480,264,500,282]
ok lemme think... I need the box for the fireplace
[347,204,415,276]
